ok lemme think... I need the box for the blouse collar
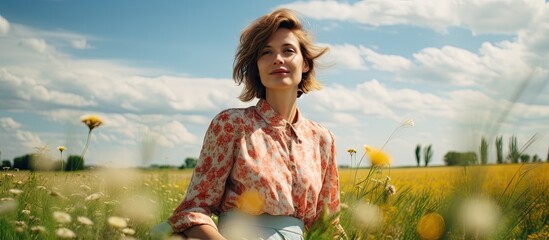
[255,99,304,128]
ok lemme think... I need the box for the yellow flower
[81,115,103,131]
[347,148,357,154]
[364,145,392,167]
[236,189,264,215]
[417,213,445,240]
[58,146,65,152]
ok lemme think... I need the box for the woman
[168,8,343,239]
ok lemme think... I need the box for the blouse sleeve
[316,132,346,237]
[168,110,237,233]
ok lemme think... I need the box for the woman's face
[257,28,309,95]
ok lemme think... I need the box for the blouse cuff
[168,211,218,233]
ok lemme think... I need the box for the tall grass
[0,164,547,239]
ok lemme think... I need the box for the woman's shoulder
[303,118,335,139]
[211,106,255,123]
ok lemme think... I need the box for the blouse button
[291,165,296,169]
[293,183,297,187]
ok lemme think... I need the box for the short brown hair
[233,8,328,102]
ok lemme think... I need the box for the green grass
[1,164,547,239]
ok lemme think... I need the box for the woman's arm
[180,224,226,240]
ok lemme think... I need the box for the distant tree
[480,136,488,165]
[424,145,433,167]
[444,151,477,166]
[520,154,530,163]
[2,160,11,169]
[13,154,33,170]
[507,135,520,163]
[65,155,84,171]
[531,154,539,163]
[415,144,421,167]
[495,136,503,164]
[547,147,549,163]
[185,157,198,168]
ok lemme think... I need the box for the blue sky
[1,0,548,167]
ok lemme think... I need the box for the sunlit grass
[1,164,547,239]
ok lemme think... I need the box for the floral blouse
[169,99,341,233]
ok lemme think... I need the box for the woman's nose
[273,53,284,65]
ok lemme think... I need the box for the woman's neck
[265,90,298,123]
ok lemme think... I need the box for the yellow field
[1,163,547,239]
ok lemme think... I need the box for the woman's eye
[261,50,272,55]
[285,48,296,53]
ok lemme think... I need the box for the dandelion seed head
[56,227,76,239]
[108,216,127,228]
[81,115,103,131]
[53,211,72,224]
[458,196,501,237]
[402,119,414,127]
[351,203,382,231]
[417,213,445,240]
[236,189,264,215]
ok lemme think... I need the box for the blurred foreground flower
[8,189,23,195]
[53,211,72,224]
[77,216,94,226]
[80,115,103,158]
[458,196,501,238]
[417,213,445,240]
[351,202,382,231]
[364,145,392,167]
[236,189,264,215]
[56,227,76,239]
[108,216,128,228]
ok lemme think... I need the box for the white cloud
[0,15,10,35]
[19,38,55,54]
[70,38,92,49]
[281,0,543,34]
[0,117,21,130]
[15,130,44,149]
[320,43,368,70]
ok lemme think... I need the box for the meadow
[0,163,547,239]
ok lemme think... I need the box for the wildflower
[81,115,103,131]
[85,192,104,201]
[386,184,396,195]
[402,119,414,127]
[9,189,23,195]
[364,145,392,167]
[347,148,357,155]
[80,184,91,191]
[458,196,500,238]
[0,199,17,215]
[108,216,127,228]
[417,213,445,240]
[351,203,382,231]
[122,227,136,235]
[236,189,264,215]
[21,209,31,215]
[31,225,46,233]
[77,216,94,226]
[36,186,47,191]
[2,166,9,170]
[53,211,72,224]
[58,146,65,152]
[80,114,104,157]
[56,227,76,239]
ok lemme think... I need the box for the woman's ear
[303,60,310,73]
